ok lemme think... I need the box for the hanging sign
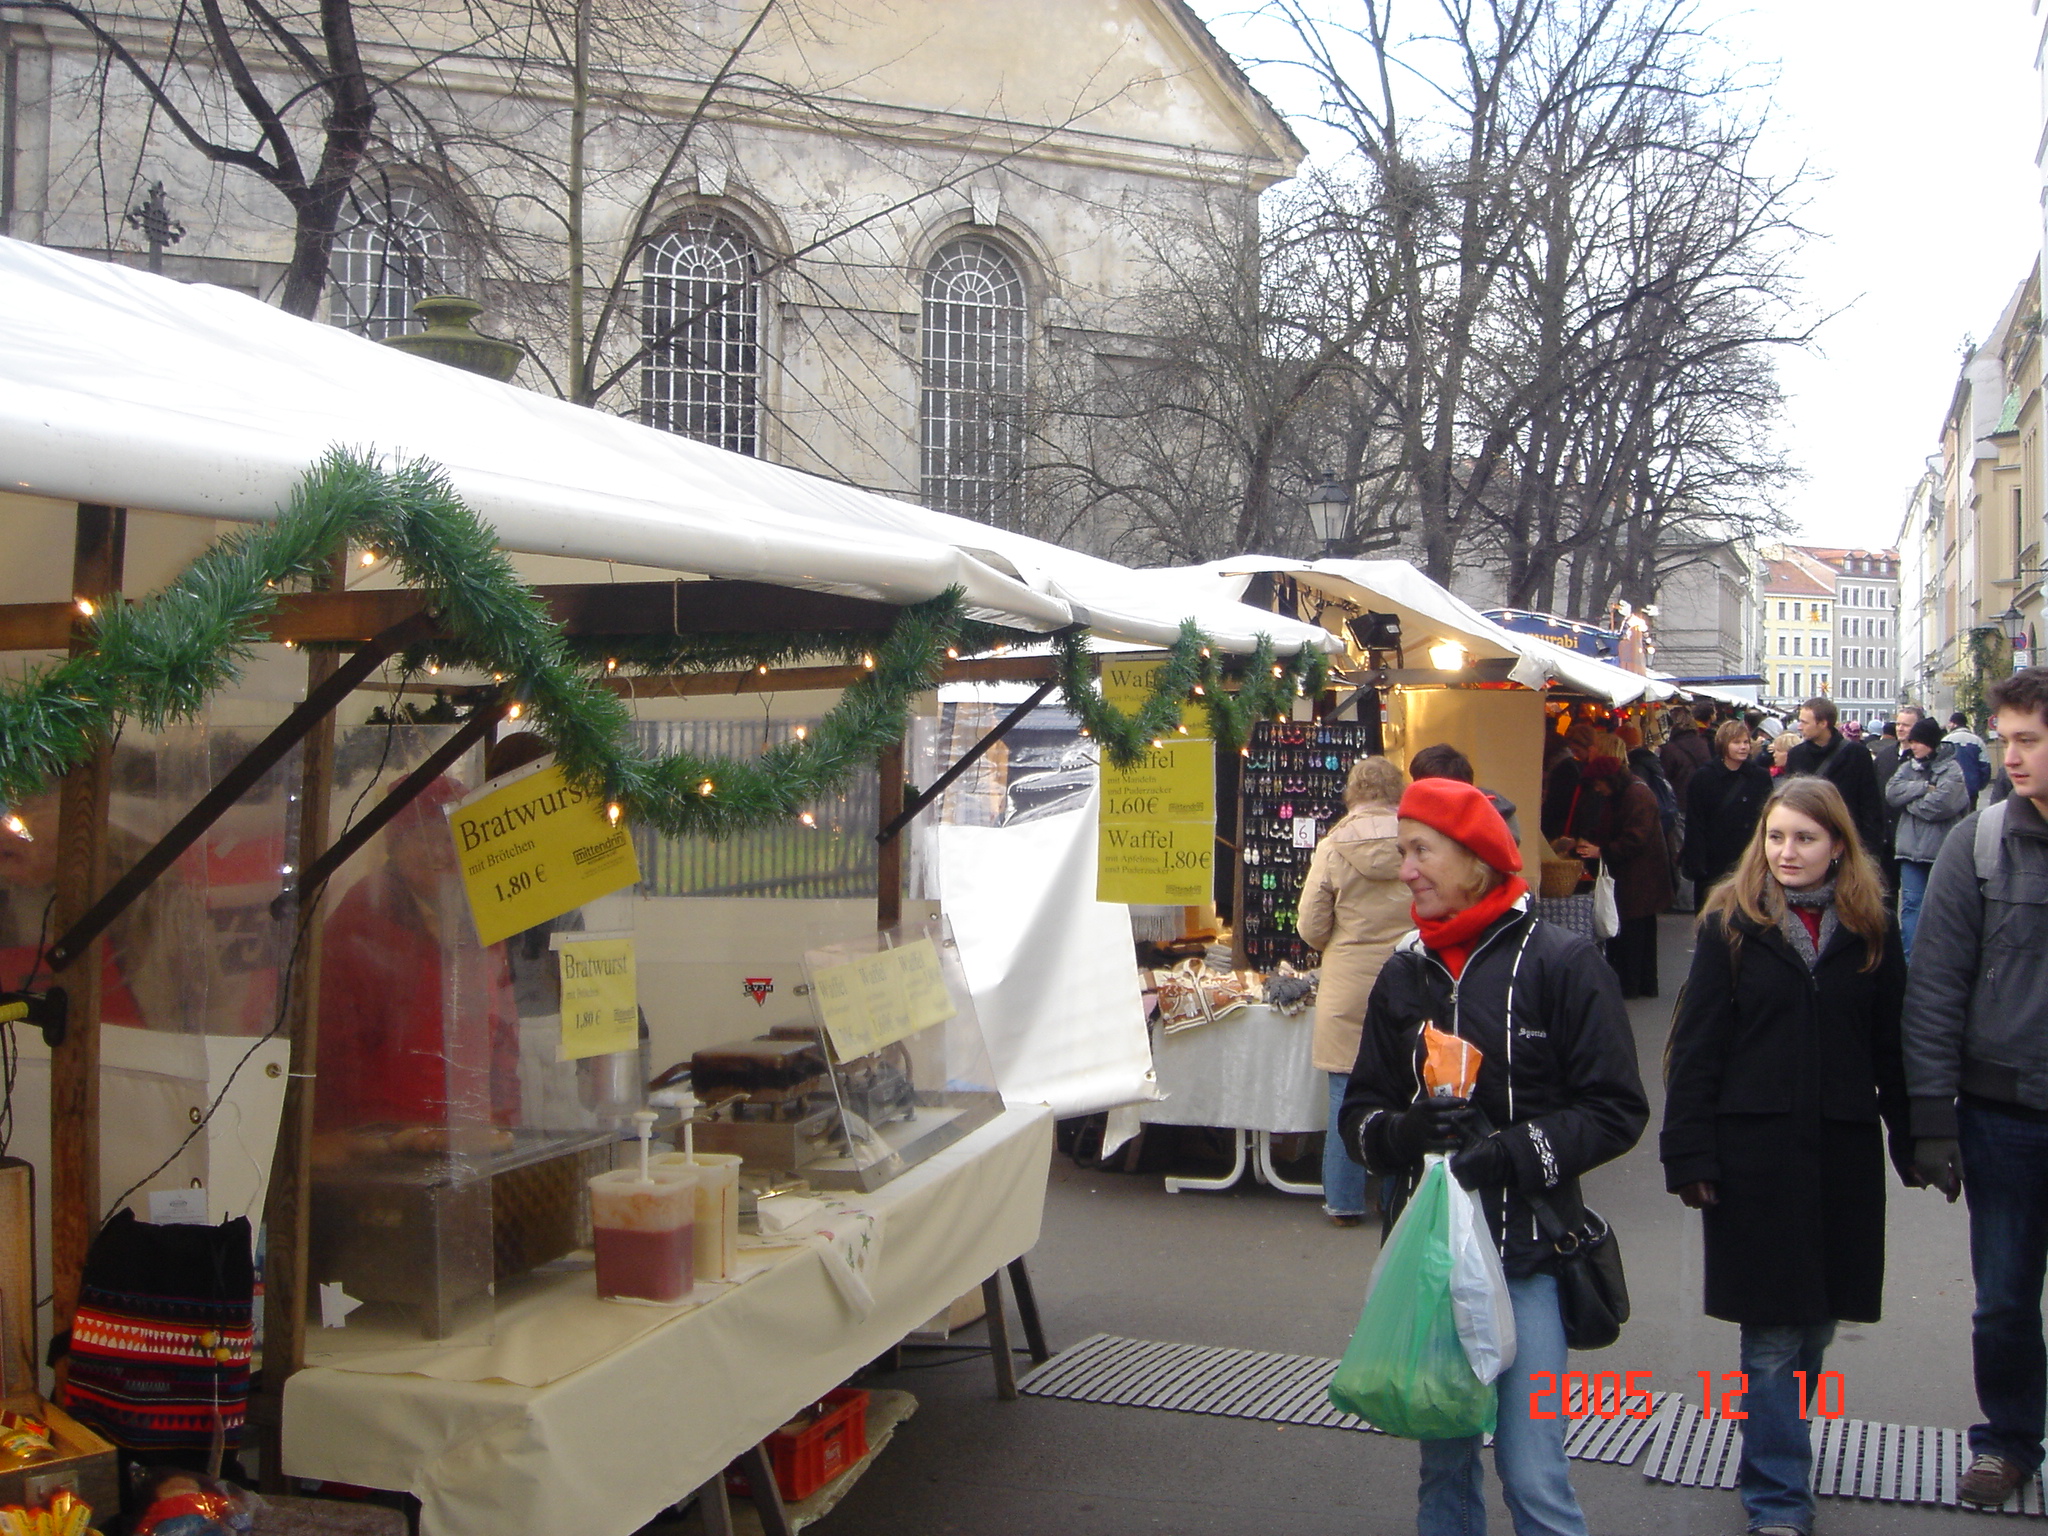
[448,762,640,945]
[558,937,639,1061]
[808,937,956,1060]
[1096,659,1216,904]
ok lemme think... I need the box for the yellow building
[1759,546,1835,715]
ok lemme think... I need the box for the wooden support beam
[604,655,1058,698]
[0,580,906,652]
[876,738,904,933]
[50,505,123,1356]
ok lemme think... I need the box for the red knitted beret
[1397,777,1522,873]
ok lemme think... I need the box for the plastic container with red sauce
[589,1167,698,1302]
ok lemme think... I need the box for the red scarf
[1414,877,1530,978]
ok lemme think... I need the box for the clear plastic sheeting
[0,722,298,1035]
[308,726,640,1346]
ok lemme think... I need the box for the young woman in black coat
[1681,718,1772,895]
[1661,775,1912,1536]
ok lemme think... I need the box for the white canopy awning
[1190,557,1678,706]
[0,239,1337,657]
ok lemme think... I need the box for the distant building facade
[1758,547,1835,716]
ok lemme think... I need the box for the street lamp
[1997,604,2028,647]
[1305,477,1352,557]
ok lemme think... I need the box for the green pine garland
[1054,625,1333,767]
[0,446,1334,830]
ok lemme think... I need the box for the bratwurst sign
[447,762,641,945]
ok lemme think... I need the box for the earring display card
[1237,720,1375,971]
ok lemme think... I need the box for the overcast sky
[1194,1,2044,553]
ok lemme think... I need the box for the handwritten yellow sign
[1096,658,1216,903]
[809,937,957,1060]
[558,937,638,1061]
[448,763,641,946]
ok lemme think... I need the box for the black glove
[1912,1138,1963,1202]
[1383,1096,1472,1162]
[1449,1134,1512,1190]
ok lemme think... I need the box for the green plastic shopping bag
[1327,1157,1498,1439]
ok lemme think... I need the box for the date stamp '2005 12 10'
[1528,1370,1849,1421]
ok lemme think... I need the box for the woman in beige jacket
[1298,754,1411,1224]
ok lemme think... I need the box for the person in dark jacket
[1903,668,2048,1507]
[1342,778,1647,1536]
[1540,723,1593,841]
[1782,695,1883,857]
[1663,774,1911,1536]
[1660,703,1713,803]
[1885,716,1972,958]
[1682,720,1772,894]
[1560,754,1673,998]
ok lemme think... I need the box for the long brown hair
[1695,775,1889,971]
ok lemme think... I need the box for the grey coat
[1903,794,2048,1137]
[1884,751,1970,864]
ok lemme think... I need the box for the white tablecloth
[1137,1004,1325,1134]
[282,1106,1054,1536]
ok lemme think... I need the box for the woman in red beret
[1339,778,1648,1536]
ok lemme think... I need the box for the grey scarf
[1777,880,1839,970]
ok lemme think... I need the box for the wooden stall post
[876,738,904,932]
[49,505,124,1355]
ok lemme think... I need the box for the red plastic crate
[726,1387,871,1504]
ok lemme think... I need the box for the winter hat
[1398,778,1522,873]
[1616,723,1643,749]
[1909,717,1945,750]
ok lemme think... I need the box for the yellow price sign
[448,763,641,946]
[1097,820,1213,904]
[809,937,956,1060]
[558,938,638,1061]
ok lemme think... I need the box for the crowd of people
[1303,675,2048,1536]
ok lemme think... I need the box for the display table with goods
[1139,1002,1325,1197]
[282,1103,1053,1536]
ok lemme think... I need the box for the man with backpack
[1948,711,1992,807]
[1904,667,2048,1506]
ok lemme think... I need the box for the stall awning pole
[50,504,124,1360]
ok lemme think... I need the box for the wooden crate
[0,1401,118,1528]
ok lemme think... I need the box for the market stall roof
[1190,557,1678,706]
[0,239,1337,658]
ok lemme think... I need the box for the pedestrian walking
[1946,711,1992,807]
[1662,774,1910,1536]
[1903,667,2048,1507]
[1558,752,1673,998]
[1885,716,1971,958]
[1682,720,1773,894]
[1661,703,1713,803]
[1298,754,1409,1228]
[1340,778,1647,1536]
[1782,696,1885,855]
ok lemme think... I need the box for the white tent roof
[1192,557,1679,706]
[0,239,1337,657]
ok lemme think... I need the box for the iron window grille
[920,238,1027,521]
[640,214,761,454]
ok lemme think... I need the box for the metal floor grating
[1020,1334,2044,1515]
[1643,1401,2048,1515]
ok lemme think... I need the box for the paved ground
[712,916,1995,1534]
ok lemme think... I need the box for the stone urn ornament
[379,293,522,382]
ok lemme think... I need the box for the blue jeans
[1418,1273,1588,1536]
[1897,859,1930,959]
[1324,1072,1368,1217]
[1959,1096,2048,1473]
[1737,1322,1833,1532]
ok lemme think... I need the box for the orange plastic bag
[1421,1026,1481,1099]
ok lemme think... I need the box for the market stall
[0,237,1343,1536]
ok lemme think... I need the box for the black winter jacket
[1339,901,1649,1278]
[1682,758,1771,888]
[1662,911,1910,1324]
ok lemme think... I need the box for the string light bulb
[1,813,30,842]
[359,549,379,568]
[1176,724,1188,734]
[698,779,715,796]
[794,725,808,740]
[605,657,618,674]
[799,811,817,827]
[1192,684,1205,695]
[427,662,440,676]
[1151,739,1164,749]
[74,597,95,618]
[861,653,875,670]
[281,639,296,650]
[946,647,959,659]
[605,802,623,825]
[506,702,523,720]
[756,664,769,676]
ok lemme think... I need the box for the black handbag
[1528,1195,1629,1350]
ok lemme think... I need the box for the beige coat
[1297,809,1412,1074]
